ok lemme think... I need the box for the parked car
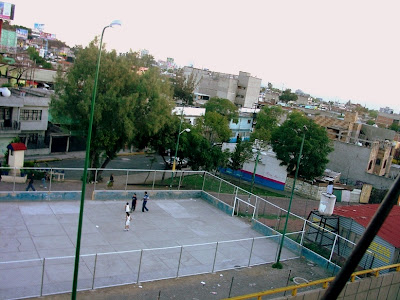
[165,157,189,169]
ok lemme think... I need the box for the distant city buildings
[183,67,261,108]
[379,107,394,114]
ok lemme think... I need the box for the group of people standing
[124,191,149,231]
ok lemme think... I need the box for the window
[247,119,251,124]
[20,110,42,121]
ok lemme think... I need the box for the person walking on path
[131,193,137,212]
[26,173,36,191]
[142,191,149,212]
[125,202,130,215]
[124,212,132,231]
[108,174,114,189]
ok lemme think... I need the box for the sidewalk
[25,150,147,163]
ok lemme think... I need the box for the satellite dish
[0,88,11,97]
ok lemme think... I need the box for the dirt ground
[28,258,333,300]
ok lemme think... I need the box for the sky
[8,0,400,112]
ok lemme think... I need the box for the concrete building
[376,111,400,128]
[172,106,205,126]
[183,67,261,108]
[0,87,51,157]
[313,112,396,189]
[228,107,259,142]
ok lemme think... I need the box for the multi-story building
[379,107,394,114]
[0,87,51,156]
[228,107,259,142]
[313,112,397,188]
[183,67,261,108]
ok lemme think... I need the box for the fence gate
[233,196,256,219]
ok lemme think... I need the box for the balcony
[0,121,21,134]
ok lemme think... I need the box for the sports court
[0,194,297,299]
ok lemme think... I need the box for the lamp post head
[184,128,191,133]
[109,20,122,27]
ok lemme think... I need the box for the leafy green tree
[204,97,238,122]
[366,120,375,125]
[368,110,378,118]
[171,68,197,105]
[51,39,173,179]
[228,138,253,171]
[389,122,400,132]
[202,111,232,144]
[279,89,298,103]
[180,127,230,172]
[26,47,52,69]
[251,106,284,142]
[271,112,333,180]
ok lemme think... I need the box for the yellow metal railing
[223,263,400,300]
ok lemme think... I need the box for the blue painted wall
[219,167,285,191]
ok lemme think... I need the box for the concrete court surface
[0,197,297,299]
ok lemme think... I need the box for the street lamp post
[273,126,307,269]
[250,139,263,193]
[170,127,190,187]
[71,20,121,300]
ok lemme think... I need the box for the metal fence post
[212,242,219,273]
[176,246,183,278]
[94,169,98,191]
[91,253,98,289]
[40,258,46,296]
[329,235,338,262]
[248,238,255,267]
[152,171,156,190]
[218,179,222,198]
[137,249,143,284]
[49,168,52,191]
[300,220,306,246]
[125,170,129,191]
[178,172,183,190]
[13,167,16,192]
[201,171,206,191]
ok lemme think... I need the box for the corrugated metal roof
[334,204,400,248]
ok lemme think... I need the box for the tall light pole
[250,139,264,193]
[273,125,307,269]
[170,127,190,187]
[173,128,191,171]
[71,20,121,300]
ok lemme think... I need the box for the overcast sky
[9,0,400,112]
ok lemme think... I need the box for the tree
[26,47,52,69]
[180,127,230,172]
[204,97,238,122]
[368,110,378,119]
[267,82,273,90]
[279,89,298,103]
[389,122,400,132]
[228,138,253,171]
[366,120,375,125]
[171,68,197,105]
[51,39,173,179]
[251,106,284,142]
[202,111,232,144]
[271,112,333,180]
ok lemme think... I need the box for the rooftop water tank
[318,193,337,216]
